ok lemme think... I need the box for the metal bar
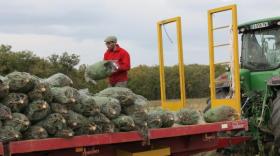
[214,43,230,47]
[8,120,248,154]
[150,120,248,139]
[208,4,236,14]
[157,17,180,25]
[207,4,241,114]
[213,25,230,30]
[157,16,186,111]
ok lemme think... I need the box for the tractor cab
[239,17,280,71]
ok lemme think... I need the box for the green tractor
[210,17,280,153]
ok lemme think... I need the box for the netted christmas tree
[37,113,67,135]
[147,111,162,128]
[62,110,88,130]
[6,71,38,93]
[204,105,239,123]
[0,126,22,142]
[0,75,9,99]
[24,100,50,122]
[113,115,136,132]
[44,73,73,87]
[4,113,30,132]
[2,93,29,112]
[0,103,12,120]
[54,128,74,138]
[88,113,114,133]
[51,86,79,105]
[23,125,48,140]
[176,108,200,125]
[50,103,69,114]
[96,87,136,107]
[93,96,121,119]
[84,61,115,81]
[28,81,53,103]
[72,92,100,117]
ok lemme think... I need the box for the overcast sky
[0,0,279,67]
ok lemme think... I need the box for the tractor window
[241,27,280,71]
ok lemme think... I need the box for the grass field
[149,98,208,112]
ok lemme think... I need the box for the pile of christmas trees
[0,71,237,143]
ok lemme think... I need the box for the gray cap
[104,36,117,43]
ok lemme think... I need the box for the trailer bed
[3,120,248,156]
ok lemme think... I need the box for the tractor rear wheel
[271,91,280,147]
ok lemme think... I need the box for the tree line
[0,44,226,100]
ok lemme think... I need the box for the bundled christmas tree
[204,105,239,123]
[93,96,121,119]
[3,93,29,112]
[176,108,200,125]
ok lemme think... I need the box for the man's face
[105,41,116,51]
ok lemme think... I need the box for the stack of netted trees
[0,71,237,143]
[0,72,176,142]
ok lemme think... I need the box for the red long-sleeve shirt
[103,44,131,85]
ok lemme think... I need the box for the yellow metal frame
[117,146,170,156]
[208,5,241,113]
[157,17,186,111]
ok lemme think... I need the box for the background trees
[0,44,226,100]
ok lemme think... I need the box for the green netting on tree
[24,100,50,122]
[51,86,79,105]
[147,111,162,129]
[101,122,115,133]
[0,103,12,120]
[0,75,9,99]
[44,73,73,87]
[78,89,92,96]
[2,93,29,112]
[93,96,121,119]
[28,81,53,103]
[96,87,136,107]
[204,105,239,123]
[72,93,100,117]
[88,113,114,134]
[0,126,22,142]
[123,103,148,126]
[176,108,200,125]
[6,71,38,93]
[54,128,74,138]
[153,108,175,128]
[113,115,135,132]
[50,103,69,114]
[4,113,30,132]
[23,125,48,140]
[88,113,111,124]
[61,110,88,130]
[84,61,114,81]
[74,121,97,135]
[37,113,67,135]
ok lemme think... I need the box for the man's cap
[104,36,117,43]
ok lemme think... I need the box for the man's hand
[110,60,119,73]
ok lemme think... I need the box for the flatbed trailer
[1,120,249,156]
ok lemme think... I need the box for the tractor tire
[203,90,228,113]
[271,91,280,147]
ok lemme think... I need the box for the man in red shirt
[103,36,131,87]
